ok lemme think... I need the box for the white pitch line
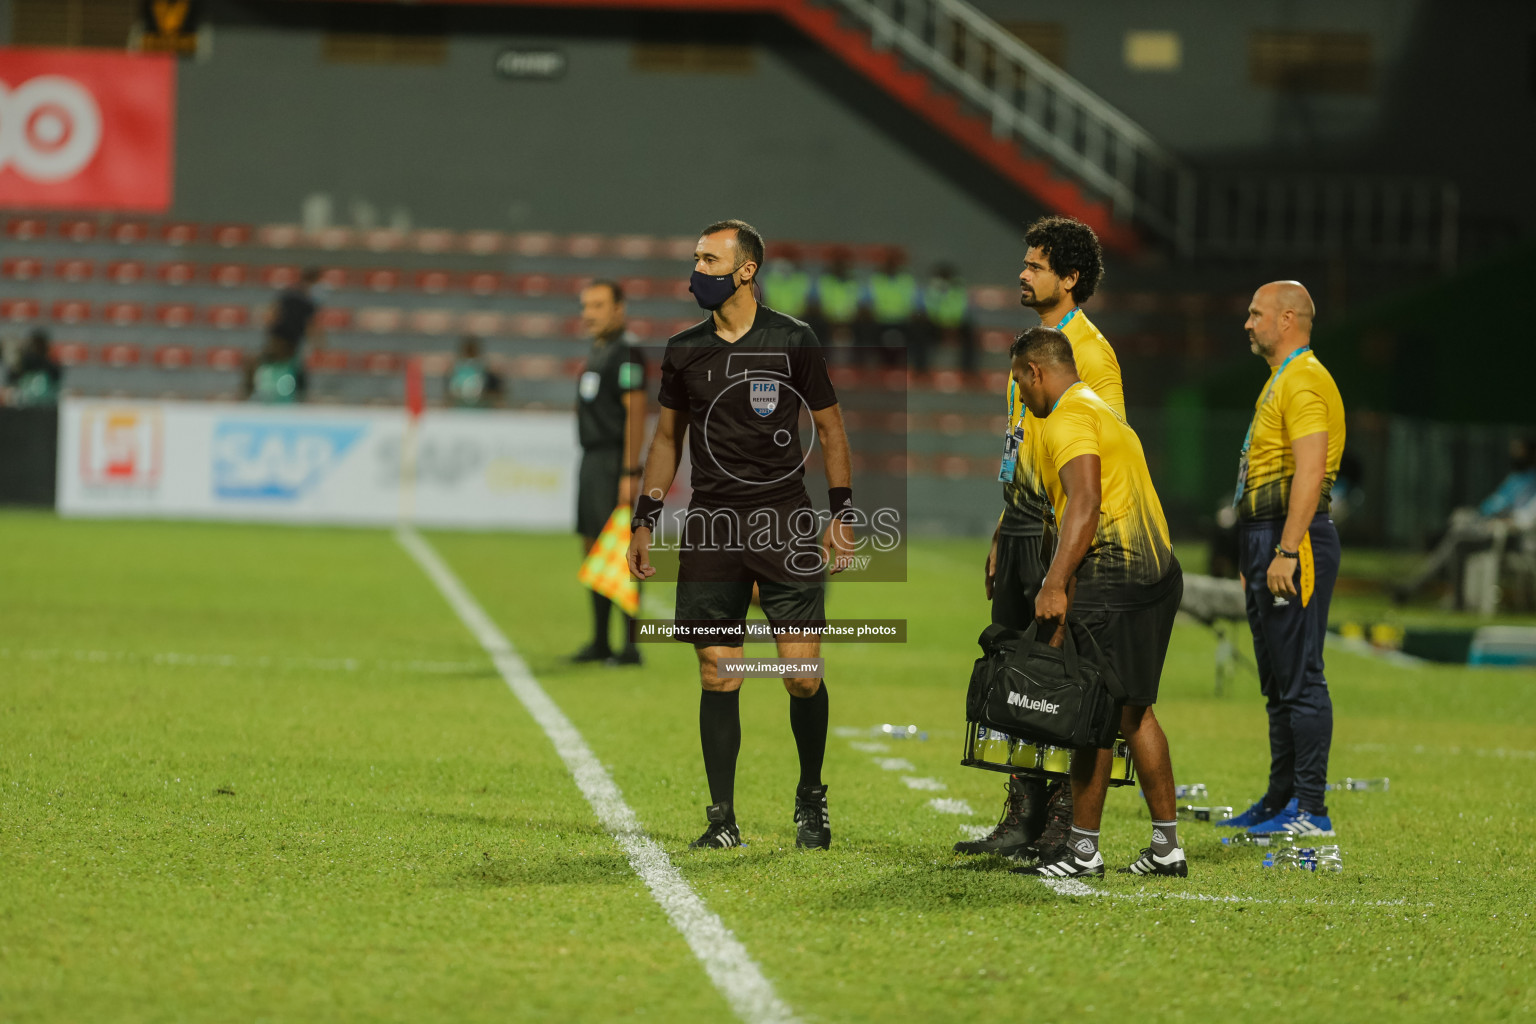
[1035,878,1427,908]
[396,528,797,1024]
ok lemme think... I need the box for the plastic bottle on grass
[1327,777,1389,792]
[1222,832,1296,848]
[878,724,929,741]
[1177,804,1234,823]
[1174,783,1208,799]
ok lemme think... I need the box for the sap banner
[56,399,579,530]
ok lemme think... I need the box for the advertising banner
[0,48,175,211]
[56,399,579,530]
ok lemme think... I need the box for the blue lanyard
[1239,346,1310,454]
[1049,380,1081,415]
[1008,308,1081,426]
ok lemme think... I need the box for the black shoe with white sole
[1118,846,1188,876]
[689,802,743,849]
[794,785,831,850]
[1013,850,1105,878]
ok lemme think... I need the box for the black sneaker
[794,785,831,850]
[1118,846,1188,876]
[605,647,643,667]
[1016,779,1072,863]
[689,802,743,849]
[953,776,1043,857]
[570,641,612,664]
[1014,849,1105,878]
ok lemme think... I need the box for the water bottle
[1174,783,1208,799]
[1178,804,1234,823]
[879,724,929,741]
[1264,845,1343,872]
[1221,832,1296,848]
[1326,777,1389,792]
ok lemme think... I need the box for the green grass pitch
[2,509,1533,1022]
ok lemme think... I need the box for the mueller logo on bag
[1007,691,1060,715]
[0,48,175,211]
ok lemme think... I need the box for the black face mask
[689,268,739,310]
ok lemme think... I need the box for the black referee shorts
[991,528,1055,629]
[576,447,621,539]
[1071,559,1184,709]
[674,502,827,648]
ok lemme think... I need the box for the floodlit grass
[3,510,1534,1022]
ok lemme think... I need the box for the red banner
[0,48,175,212]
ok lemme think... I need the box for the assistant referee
[1219,281,1345,839]
[627,219,856,851]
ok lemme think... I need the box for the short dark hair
[585,278,624,304]
[1010,326,1076,369]
[702,219,765,271]
[1023,216,1103,304]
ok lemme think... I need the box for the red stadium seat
[565,234,605,257]
[256,224,302,248]
[613,235,658,259]
[206,304,251,329]
[562,275,593,296]
[210,224,253,247]
[979,329,1012,353]
[411,229,455,254]
[511,273,555,297]
[155,303,197,328]
[51,300,91,324]
[971,286,1013,311]
[100,343,143,367]
[205,347,245,370]
[2,258,42,281]
[50,341,91,365]
[358,351,402,374]
[110,221,151,244]
[464,271,502,296]
[362,268,401,292]
[512,355,558,379]
[362,229,407,252]
[106,260,147,285]
[54,259,95,282]
[413,269,453,293]
[157,262,198,286]
[561,357,585,377]
[102,302,145,326]
[660,237,696,260]
[209,263,249,287]
[307,350,349,371]
[6,217,47,241]
[315,308,352,330]
[153,345,196,369]
[664,279,693,301]
[318,267,348,289]
[510,313,559,338]
[619,277,652,299]
[57,219,97,242]
[409,309,455,335]
[626,318,653,340]
[0,298,40,321]
[160,222,200,245]
[312,227,354,250]
[259,265,302,288]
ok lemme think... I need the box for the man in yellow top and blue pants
[957,216,1125,864]
[1220,281,1346,839]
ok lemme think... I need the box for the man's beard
[1020,286,1052,311]
[1249,332,1273,357]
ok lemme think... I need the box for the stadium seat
[362,229,407,252]
[356,307,404,333]
[619,276,652,299]
[509,232,558,257]
[308,350,350,371]
[204,346,245,370]
[6,217,47,240]
[461,311,504,336]
[613,235,658,259]
[106,260,147,285]
[157,262,198,286]
[363,268,402,292]
[50,341,91,365]
[512,273,555,296]
[413,269,453,294]
[411,229,455,254]
[210,224,253,247]
[561,356,584,377]
[155,303,196,327]
[58,219,98,242]
[980,329,1011,353]
[54,259,95,282]
[206,304,251,329]
[209,263,250,287]
[510,313,557,338]
[1,298,40,321]
[566,234,604,257]
[318,267,349,289]
[160,223,200,245]
[153,345,196,369]
[462,230,504,255]
[315,308,353,330]
[359,351,402,374]
[2,257,42,280]
[52,300,92,324]
[464,271,502,296]
[627,318,654,340]
[259,265,301,288]
[100,343,143,367]
[103,302,146,326]
[408,309,455,335]
[257,224,303,248]
[109,221,151,244]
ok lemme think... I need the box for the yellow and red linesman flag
[577,506,639,616]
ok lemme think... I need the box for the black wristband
[632,494,664,533]
[829,486,855,523]
[1274,545,1300,559]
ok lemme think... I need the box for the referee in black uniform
[627,220,857,851]
[574,279,647,666]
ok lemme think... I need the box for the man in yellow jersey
[1004,327,1186,878]
[957,216,1123,864]
[1217,281,1345,839]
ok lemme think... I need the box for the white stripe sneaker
[1118,846,1188,876]
[1015,850,1105,878]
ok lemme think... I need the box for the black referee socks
[789,681,829,790]
[699,689,742,806]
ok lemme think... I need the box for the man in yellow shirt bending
[1009,326,1187,878]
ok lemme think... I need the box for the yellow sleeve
[1043,400,1100,469]
[1286,387,1331,439]
[1074,338,1125,419]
